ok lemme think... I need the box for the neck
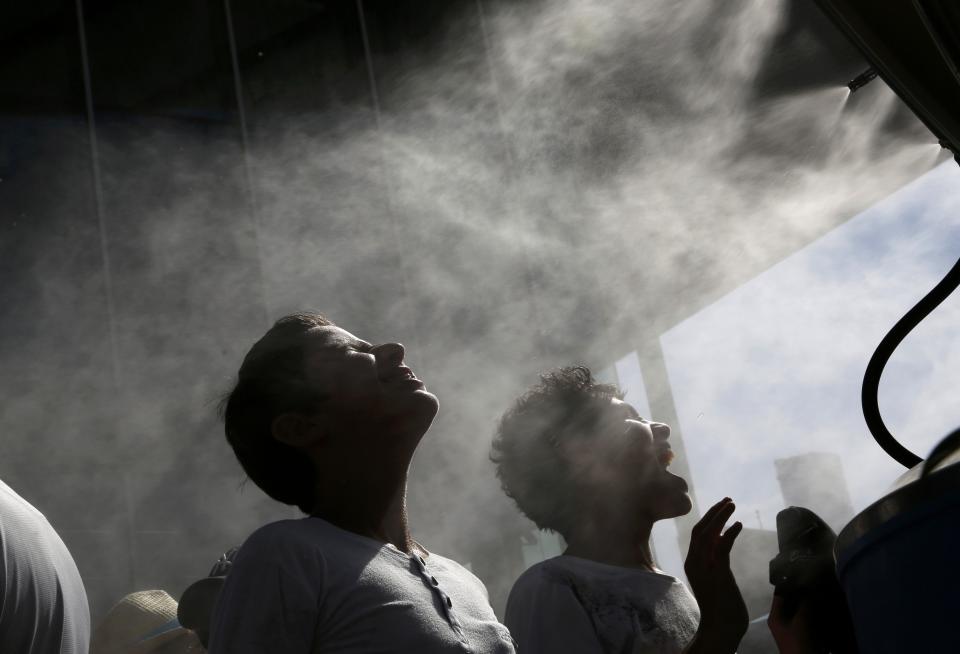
[310,441,417,553]
[563,507,656,570]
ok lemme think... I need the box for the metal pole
[75,0,121,393]
[607,361,662,566]
[75,0,137,590]
[637,338,700,552]
[223,0,272,326]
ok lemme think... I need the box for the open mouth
[657,448,675,468]
[381,366,423,386]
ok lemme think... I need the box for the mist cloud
[2,0,948,619]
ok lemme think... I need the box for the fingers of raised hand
[688,499,738,571]
[692,497,731,538]
[717,520,743,561]
[713,500,736,531]
[700,499,737,545]
[689,498,732,558]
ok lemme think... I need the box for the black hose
[862,255,960,468]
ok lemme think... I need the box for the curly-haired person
[492,366,747,654]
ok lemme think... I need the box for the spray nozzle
[847,67,878,93]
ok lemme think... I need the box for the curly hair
[221,312,334,513]
[491,366,623,535]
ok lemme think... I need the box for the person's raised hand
[682,498,748,654]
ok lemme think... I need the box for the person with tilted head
[208,313,515,653]
[493,367,748,654]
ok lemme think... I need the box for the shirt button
[430,576,439,586]
[446,596,453,608]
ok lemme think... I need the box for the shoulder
[507,556,579,606]
[512,556,576,590]
[0,480,90,647]
[243,516,357,549]
[241,519,313,548]
[428,553,491,598]
[507,556,650,612]
[209,523,334,652]
[0,477,83,577]
[215,520,335,611]
[0,479,49,538]
[232,518,334,570]
[505,557,605,651]
[430,553,483,584]
[231,517,387,577]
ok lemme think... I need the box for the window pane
[661,161,960,532]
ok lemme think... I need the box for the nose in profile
[651,422,671,440]
[373,342,405,367]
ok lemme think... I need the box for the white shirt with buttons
[208,516,516,654]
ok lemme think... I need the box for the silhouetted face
[303,325,439,442]
[568,397,691,521]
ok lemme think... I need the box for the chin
[672,492,693,517]
[408,389,440,430]
[415,387,439,411]
[655,494,692,521]
[379,389,439,438]
[653,471,692,518]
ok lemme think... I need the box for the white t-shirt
[0,479,90,654]
[505,555,699,654]
[208,517,516,654]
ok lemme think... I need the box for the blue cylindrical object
[835,457,960,653]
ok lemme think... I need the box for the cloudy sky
[609,160,960,578]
